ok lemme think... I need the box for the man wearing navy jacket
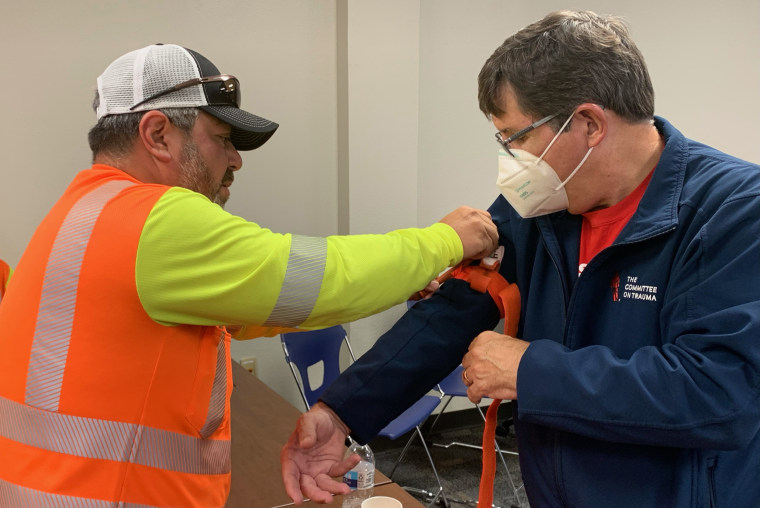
[282,10,760,507]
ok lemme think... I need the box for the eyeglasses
[130,74,241,111]
[495,113,558,157]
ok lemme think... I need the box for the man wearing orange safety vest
[0,44,498,507]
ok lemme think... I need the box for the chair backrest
[280,325,355,410]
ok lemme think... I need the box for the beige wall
[1,0,758,409]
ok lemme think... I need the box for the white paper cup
[360,496,403,508]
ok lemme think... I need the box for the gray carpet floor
[371,415,530,508]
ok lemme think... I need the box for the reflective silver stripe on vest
[0,477,164,508]
[263,235,327,327]
[200,331,227,438]
[25,180,135,411]
[0,394,231,475]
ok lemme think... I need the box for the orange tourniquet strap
[450,263,521,508]
[479,398,502,508]
[450,264,520,335]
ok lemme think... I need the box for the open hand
[281,403,358,504]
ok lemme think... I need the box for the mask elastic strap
[555,146,594,191]
[537,112,575,163]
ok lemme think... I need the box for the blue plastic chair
[280,325,351,410]
[280,325,448,507]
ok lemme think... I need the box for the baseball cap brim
[201,105,279,151]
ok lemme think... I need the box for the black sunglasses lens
[219,78,240,107]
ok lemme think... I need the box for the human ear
[576,103,606,148]
[138,111,174,163]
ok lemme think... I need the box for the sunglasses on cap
[129,74,240,111]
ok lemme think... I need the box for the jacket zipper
[537,218,676,508]
[707,456,717,508]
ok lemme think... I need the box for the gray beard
[178,140,228,207]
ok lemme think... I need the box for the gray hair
[87,91,199,160]
[478,10,654,128]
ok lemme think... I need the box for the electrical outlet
[239,356,257,376]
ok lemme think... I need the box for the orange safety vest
[0,258,10,302]
[0,169,234,507]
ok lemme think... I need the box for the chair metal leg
[387,425,420,478]
[415,426,448,508]
[426,395,454,436]
[388,426,449,508]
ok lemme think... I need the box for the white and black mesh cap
[95,43,278,151]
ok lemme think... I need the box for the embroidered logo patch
[610,273,620,302]
[611,273,658,302]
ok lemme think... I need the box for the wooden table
[228,361,423,507]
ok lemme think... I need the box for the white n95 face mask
[496,112,593,218]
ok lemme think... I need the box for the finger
[477,213,498,247]
[296,418,316,448]
[467,386,482,404]
[281,456,306,504]
[469,330,497,349]
[413,279,440,301]
[316,473,352,496]
[327,453,360,477]
[481,221,498,243]
[471,209,492,222]
[423,280,440,297]
[300,475,336,504]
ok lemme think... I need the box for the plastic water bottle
[342,440,375,508]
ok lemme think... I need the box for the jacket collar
[615,116,687,243]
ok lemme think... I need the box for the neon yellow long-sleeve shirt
[135,187,463,338]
